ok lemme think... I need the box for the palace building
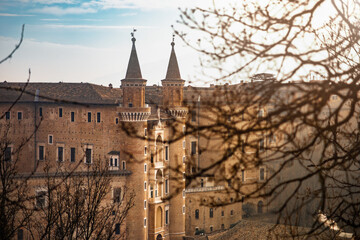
[0,35,243,240]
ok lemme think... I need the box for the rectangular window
[183,140,185,149]
[144,218,147,228]
[183,190,185,198]
[259,139,264,151]
[144,146,147,155]
[48,135,53,144]
[71,112,75,122]
[5,111,10,120]
[17,112,22,120]
[113,188,121,203]
[87,112,91,122]
[191,141,197,155]
[165,179,168,194]
[58,147,64,162]
[144,128,147,137]
[191,110,196,122]
[110,157,113,166]
[97,112,101,123]
[39,107,42,117]
[115,118,119,124]
[39,146,44,161]
[260,168,265,181]
[59,108,63,117]
[115,223,120,235]
[35,190,46,208]
[165,210,169,225]
[144,200,147,209]
[122,161,126,170]
[183,205,185,214]
[114,158,118,167]
[128,103,133,107]
[241,170,245,182]
[165,146,169,160]
[85,148,92,164]
[70,148,76,162]
[195,209,199,219]
[144,181,147,191]
[182,156,186,164]
[144,163,147,173]
[4,147,12,161]
[210,208,213,218]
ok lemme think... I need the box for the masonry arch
[156,234,163,240]
[155,170,163,197]
[156,135,163,162]
[156,206,163,228]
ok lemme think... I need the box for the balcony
[185,185,225,193]
[154,161,164,169]
[117,106,151,121]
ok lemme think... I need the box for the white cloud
[82,0,210,10]
[33,0,75,4]
[39,24,156,29]
[0,13,34,17]
[32,6,96,15]
[119,12,137,17]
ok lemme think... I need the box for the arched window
[209,208,213,218]
[156,206,163,228]
[195,209,199,219]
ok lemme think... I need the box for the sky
[0,0,206,87]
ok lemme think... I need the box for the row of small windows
[5,111,22,120]
[38,146,126,169]
[163,83,183,86]
[124,83,145,87]
[37,145,92,163]
[194,208,234,219]
[4,109,121,124]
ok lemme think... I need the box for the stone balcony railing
[117,106,151,122]
[185,185,225,193]
[154,161,164,169]
[166,106,188,118]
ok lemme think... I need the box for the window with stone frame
[35,189,47,209]
[4,146,12,162]
[113,188,122,203]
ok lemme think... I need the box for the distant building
[0,35,243,240]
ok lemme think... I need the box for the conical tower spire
[162,35,185,110]
[125,31,142,79]
[121,30,147,109]
[165,36,181,79]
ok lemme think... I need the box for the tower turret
[119,31,150,122]
[121,32,147,108]
[162,37,187,118]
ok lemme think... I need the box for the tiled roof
[0,82,122,104]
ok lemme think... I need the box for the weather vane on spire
[131,28,137,42]
[171,33,175,47]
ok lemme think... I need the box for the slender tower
[162,36,187,239]
[119,31,151,240]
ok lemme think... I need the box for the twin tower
[120,34,186,120]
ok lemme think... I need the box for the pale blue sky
[0,0,205,87]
